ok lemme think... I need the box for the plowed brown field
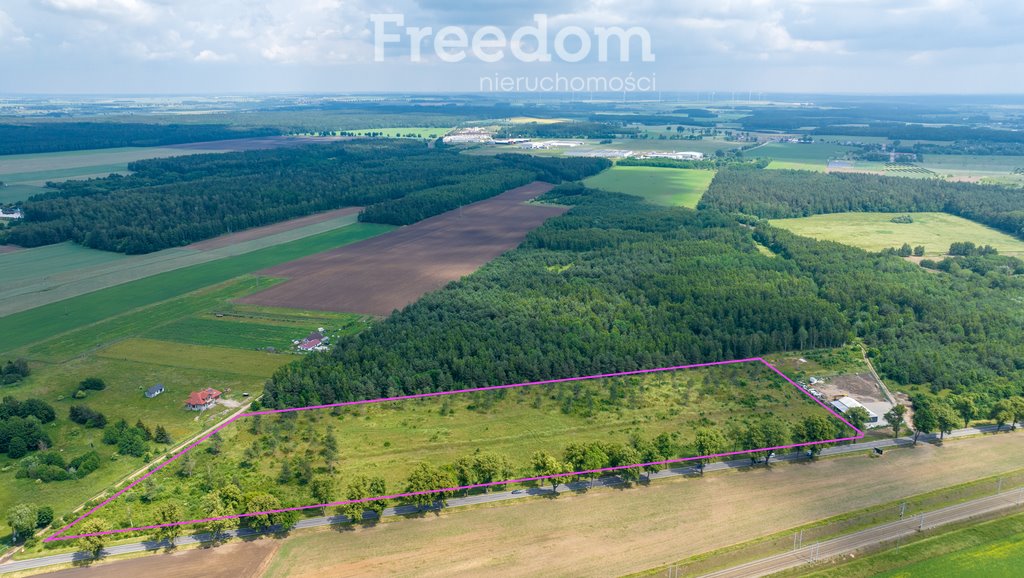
[238,182,562,315]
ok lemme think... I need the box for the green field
[147,309,371,351]
[0,146,230,202]
[0,242,128,284]
[796,512,1024,578]
[95,361,846,533]
[0,222,392,355]
[770,212,1024,256]
[920,154,1024,177]
[583,166,715,207]
[759,141,858,171]
[0,212,364,316]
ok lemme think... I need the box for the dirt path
[262,433,1023,578]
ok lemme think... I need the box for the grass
[793,511,1024,578]
[0,184,47,203]
[0,242,129,283]
[758,142,857,167]
[0,212,364,317]
[769,212,1024,256]
[95,362,842,533]
[583,166,715,207]
[146,310,370,351]
[0,222,392,356]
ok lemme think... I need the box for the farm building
[831,396,879,423]
[0,208,23,220]
[185,388,222,411]
[145,383,165,398]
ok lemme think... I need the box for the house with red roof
[185,388,222,411]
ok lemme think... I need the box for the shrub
[78,377,106,391]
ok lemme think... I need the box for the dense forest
[265,183,1024,418]
[0,123,281,155]
[1,142,606,253]
[699,168,1024,239]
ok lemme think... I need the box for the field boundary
[45,357,863,542]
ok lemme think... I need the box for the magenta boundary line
[45,357,863,542]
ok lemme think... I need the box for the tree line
[2,142,606,253]
[0,122,281,156]
[700,167,1024,240]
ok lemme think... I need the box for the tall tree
[949,394,977,428]
[912,405,937,444]
[933,402,960,440]
[6,503,37,543]
[691,427,727,473]
[884,405,907,438]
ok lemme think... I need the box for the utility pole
[899,502,907,519]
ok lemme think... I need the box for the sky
[1,0,1023,94]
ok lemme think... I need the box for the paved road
[0,424,1014,575]
[698,488,1024,578]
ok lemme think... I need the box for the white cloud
[0,9,28,45]
[194,49,232,62]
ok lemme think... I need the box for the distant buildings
[637,151,704,161]
[0,208,23,220]
[442,127,494,144]
[295,328,329,352]
[145,383,165,398]
[185,388,222,411]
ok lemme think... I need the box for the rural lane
[0,423,1015,575]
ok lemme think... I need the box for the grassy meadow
[93,362,847,534]
[584,166,715,207]
[0,212,365,317]
[0,222,392,355]
[795,512,1024,578]
[760,142,858,171]
[0,223,393,540]
[769,212,1024,256]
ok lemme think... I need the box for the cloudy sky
[1,0,1022,94]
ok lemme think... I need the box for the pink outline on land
[45,357,863,542]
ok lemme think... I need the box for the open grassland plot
[96,338,289,378]
[770,212,1024,256]
[255,433,1024,578]
[0,242,128,284]
[0,209,363,317]
[504,116,569,124]
[239,182,564,315]
[0,223,393,356]
[148,308,371,351]
[0,340,288,540]
[761,142,859,170]
[83,362,847,536]
[147,317,320,351]
[583,166,715,207]
[919,154,1024,177]
[795,512,1024,578]
[0,183,47,203]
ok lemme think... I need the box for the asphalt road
[0,424,1013,575]
[698,488,1024,578]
